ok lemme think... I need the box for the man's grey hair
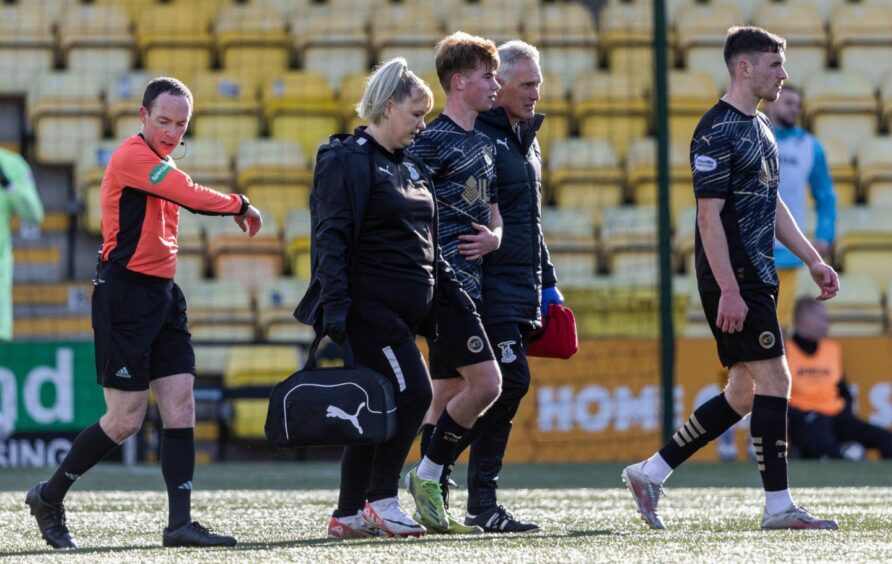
[496,40,540,82]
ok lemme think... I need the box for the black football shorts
[92,263,195,391]
[700,287,784,368]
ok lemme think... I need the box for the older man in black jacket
[446,40,563,533]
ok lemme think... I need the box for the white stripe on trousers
[382,346,406,392]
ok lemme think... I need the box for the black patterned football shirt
[410,114,498,301]
[691,100,780,292]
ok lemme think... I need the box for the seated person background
[787,297,892,459]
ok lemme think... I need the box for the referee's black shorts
[700,286,784,368]
[427,299,495,380]
[92,262,195,391]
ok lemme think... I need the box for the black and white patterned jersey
[691,100,780,292]
[410,114,498,301]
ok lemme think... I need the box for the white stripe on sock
[382,346,406,391]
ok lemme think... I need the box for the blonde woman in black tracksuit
[295,58,476,539]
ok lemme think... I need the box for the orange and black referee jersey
[99,135,247,279]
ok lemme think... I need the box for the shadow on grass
[0,529,616,556]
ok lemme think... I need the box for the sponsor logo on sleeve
[149,162,171,185]
[694,154,717,172]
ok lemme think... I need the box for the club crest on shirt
[403,161,420,181]
[467,336,485,354]
[483,146,493,165]
[498,341,517,364]
[759,331,776,349]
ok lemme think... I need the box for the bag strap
[304,331,358,370]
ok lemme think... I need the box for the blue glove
[541,286,564,318]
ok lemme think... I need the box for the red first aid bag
[527,303,579,359]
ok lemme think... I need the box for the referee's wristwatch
[236,194,251,215]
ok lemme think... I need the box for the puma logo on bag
[326,402,366,434]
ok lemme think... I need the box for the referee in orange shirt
[25,77,262,550]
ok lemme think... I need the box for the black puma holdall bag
[265,334,397,448]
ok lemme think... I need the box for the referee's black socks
[162,427,195,529]
[43,423,118,504]
[659,392,743,468]
[750,395,790,492]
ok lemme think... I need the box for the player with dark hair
[406,31,503,535]
[622,26,840,531]
[25,77,262,549]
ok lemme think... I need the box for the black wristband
[237,194,250,216]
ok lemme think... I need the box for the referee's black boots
[162,521,237,547]
[25,482,77,549]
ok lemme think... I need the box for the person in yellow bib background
[787,297,892,459]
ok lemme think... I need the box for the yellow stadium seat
[806,0,847,24]
[215,4,290,86]
[189,72,261,158]
[177,278,256,341]
[600,205,658,277]
[205,212,284,294]
[105,72,156,139]
[541,207,598,285]
[835,206,892,292]
[534,74,570,161]
[370,4,441,53]
[448,3,520,45]
[83,185,102,236]
[376,46,438,76]
[599,1,653,88]
[527,2,598,49]
[560,273,690,337]
[548,138,624,227]
[75,139,121,234]
[572,72,648,160]
[178,278,255,323]
[675,2,743,90]
[0,6,55,95]
[751,1,827,84]
[339,73,369,133]
[796,272,884,336]
[285,209,312,280]
[830,3,892,87]
[93,0,162,21]
[625,137,695,226]
[137,5,213,79]
[256,277,314,342]
[264,72,342,163]
[27,72,105,165]
[236,139,311,216]
[856,136,892,205]
[172,138,234,191]
[74,139,119,197]
[669,70,720,144]
[229,342,301,382]
[224,345,300,388]
[176,252,206,284]
[59,4,134,78]
[803,71,878,160]
[816,136,857,205]
[539,46,598,101]
[14,316,93,341]
[291,4,369,91]
[178,212,210,263]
